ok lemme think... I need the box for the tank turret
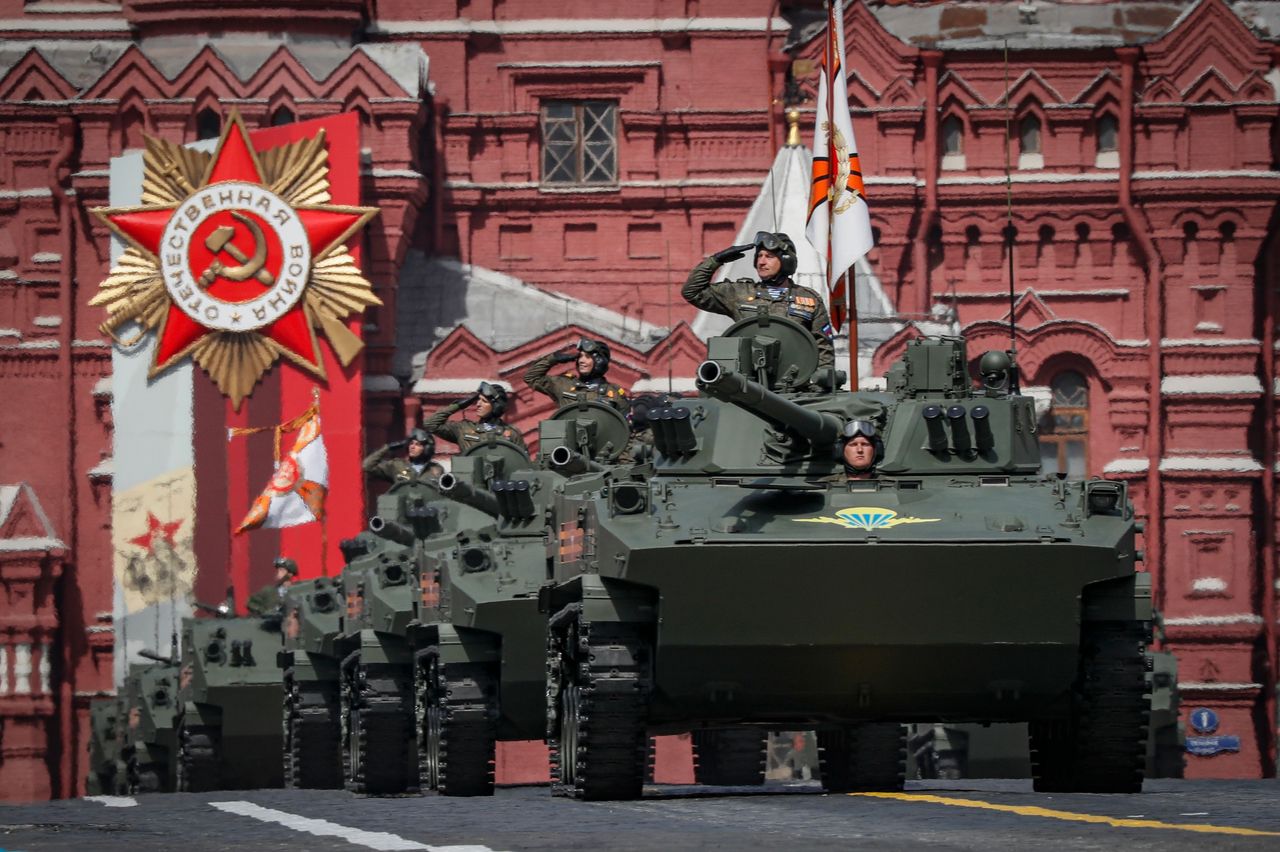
[696,359,843,446]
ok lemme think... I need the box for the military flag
[805,0,874,331]
[236,406,328,532]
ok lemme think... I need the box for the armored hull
[543,324,1151,801]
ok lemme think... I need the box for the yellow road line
[851,792,1280,838]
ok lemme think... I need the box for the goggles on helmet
[577,338,604,355]
[477,381,500,399]
[753,231,787,253]
[842,419,878,440]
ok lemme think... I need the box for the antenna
[1001,39,1020,393]
[665,241,674,395]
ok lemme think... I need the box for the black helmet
[477,381,509,418]
[407,428,435,457]
[752,231,798,280]
[576,337,612,379]
[273,556,299,577]
[838,418,884,465]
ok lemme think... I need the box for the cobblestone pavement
[3,780,1279,851]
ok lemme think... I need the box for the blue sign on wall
[1186,735,1240,757]
[1189,707,1219,734]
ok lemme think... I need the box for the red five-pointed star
[103,112,371,376]
[129,512,183,555]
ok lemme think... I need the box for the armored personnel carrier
[85,695,127,796]
[409,412,626,796]
[176,606,285,791]
[279,574,345,789]
[541,316,1151,800]
[121,649,180,793]
[337,451,514,795]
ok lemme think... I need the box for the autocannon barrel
[437,473,501,517]
[368,515,417,546]
[549,446,607,476]
[137,649,177,665]
[696,360,842,445]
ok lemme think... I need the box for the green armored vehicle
[279,574,345,789]
[121,649,181,793]
[409,413,627,796]
[338,460,508,795]
[85,695,127,796]
[176,607,285,791]
[541,317,1151,800]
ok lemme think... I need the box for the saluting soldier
[524,337,629,413]
[421,381,528,454]
[684,231,835,369]
[362,428,444,485]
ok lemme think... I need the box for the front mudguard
[540,574,658,626]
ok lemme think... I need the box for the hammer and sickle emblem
[198,211,275,288]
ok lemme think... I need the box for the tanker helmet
[978,350,1013,392]
[577,337,612,379]
[838,418,884,465]
[408,428,435,457]
[273,556,299,577]
[752,231,798,280]
[477,381,509,417]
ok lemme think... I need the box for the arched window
[195,107,221,141]
[1095,114,1119,168]
[941,115,965,170]
[1018,114,1043,169]
[1039,371,1089,477]
[270,106,296,127]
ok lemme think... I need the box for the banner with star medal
[91,109,379,406]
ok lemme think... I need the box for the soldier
[684,231,835,370]
[524,337,629,413]
[839,420,882,480]
[421,381,528,454]
[362,428,444,485]
[246,556,297,616]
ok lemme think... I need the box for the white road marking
[1180,812,1210,817]
[210,801,501,852]
[84,795,138,808]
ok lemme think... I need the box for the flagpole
[845,269,857,390]
[313,386,327,578]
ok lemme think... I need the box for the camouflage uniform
[422,403,528,453]
[361,446,439,486]
[618,426,654,465]
[524,354,629,413]
[682,256,835,369]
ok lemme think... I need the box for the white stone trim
[38,642,50,694]
[93,376,112,397]
[1160,375,1264,395]
[1191,577,1227,593]
[1178,682,1263,691]
[953,288,1129,300]
[1133,170,1280,180]
[13,644,30,695]
[0,645,6,694]
[372,16,791,36]
[1159,457,1264,472]
[1103,458,1149,474]
[1163,614,1262,626]
[630,377,699,393]
[32,315,61,327]
[0,187,53,198]
[444,177,765,191]
[412,378,515,395]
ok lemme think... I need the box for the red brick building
[0,0,1275,797]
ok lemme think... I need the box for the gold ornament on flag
[90,110,380,407]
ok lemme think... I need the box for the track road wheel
[547,605,652,801]
[285,672,343,790]
[127,758,162,794]
[416,648,497,797]
[177,722,221,793]
[342,659,417,795]
[817,723,907,793]
[692,728,768,786]
[1031,620,1149,794]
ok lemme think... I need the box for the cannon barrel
[194,600,233,618]
[137,649,177,665]
[368,515,417,547]
[437,473,501,517]
[696,360,842,445]
[549,446,607,475]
